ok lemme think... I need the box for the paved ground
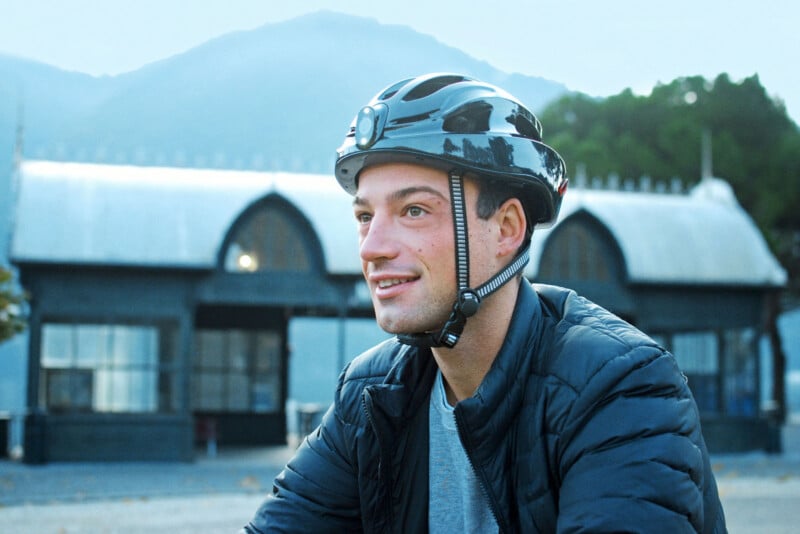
[2,428,800,533]
[0,446,295,533]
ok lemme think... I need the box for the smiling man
[244,73,726,533]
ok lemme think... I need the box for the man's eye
[356,212,372,224]
[407,206,425,217]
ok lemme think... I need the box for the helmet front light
[355,104,387,149]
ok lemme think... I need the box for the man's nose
[359,214,399,262]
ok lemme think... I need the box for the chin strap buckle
[434,289,481,348]
[458,289,481,317]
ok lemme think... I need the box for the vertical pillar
[178,310,195,459]
[179,311,194,414]
[23,304,46,464]
[716,329,725,415]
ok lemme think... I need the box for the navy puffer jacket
[245,282,726,533]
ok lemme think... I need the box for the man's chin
[375,315,440,336]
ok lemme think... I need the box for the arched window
[538,213,621,283]
[222,197,319,273]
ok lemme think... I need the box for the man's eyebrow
[353,186,447,207]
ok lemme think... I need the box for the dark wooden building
[11,161,371,462]
[10,161,786,461]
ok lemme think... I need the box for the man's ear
[496,197,527,257]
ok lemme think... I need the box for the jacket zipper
[362,388,394,529]
[454,407,508,534]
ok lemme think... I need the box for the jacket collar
[364,342,437,431]
[454,280,544,453]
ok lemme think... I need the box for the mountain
[0,10,570,263]
[0,10,568,176]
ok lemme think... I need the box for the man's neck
[431,279,521,405]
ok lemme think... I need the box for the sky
[0,0,798,122]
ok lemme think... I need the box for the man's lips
[376,277,416,289]
[369,274,420,297]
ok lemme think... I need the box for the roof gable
[527,178,787,287]
[10,161,359,273]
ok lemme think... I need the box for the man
[244,73,726,533]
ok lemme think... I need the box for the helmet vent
[403,75,466,101]
[392,112,432,125]
[378,78,413,101]
[443,101,492,133]
[511,110,542,140]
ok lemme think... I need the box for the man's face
[353,162,495,335]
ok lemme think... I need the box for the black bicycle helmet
[335,73,568,348]
[335,72,567,227]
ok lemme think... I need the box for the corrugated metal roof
[10,161,787,287]
[10,160,359,273]
[526,177,787,286]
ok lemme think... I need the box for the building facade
[10,161,786,461]
[12,161,371,461]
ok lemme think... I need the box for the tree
[540,73,800,295]
[0,266,26,343]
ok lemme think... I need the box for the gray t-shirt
[429,369,498,533]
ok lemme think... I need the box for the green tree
[0,266,26,343]
[541,73,800,292]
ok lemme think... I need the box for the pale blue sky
[1,0,798,121]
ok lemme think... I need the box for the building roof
[10,160,359,274]
[10,160,787,287]
[526,177,787,286]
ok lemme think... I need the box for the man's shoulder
[532,283,667,387]
[533,283,657,351]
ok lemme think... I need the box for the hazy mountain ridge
[0,10,568,173]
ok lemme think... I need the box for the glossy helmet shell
[335,73,567,226]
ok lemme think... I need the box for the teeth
[378,278,410,288]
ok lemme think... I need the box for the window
[539,217,614,282]
[40,323,180,413]
[661,329,761,416]
[224,203,312,273]
[192,329,282,412]
[672,331,719,413]
[722,328,757,416]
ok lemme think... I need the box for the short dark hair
[473,176,535,246]
[475,178,514,219]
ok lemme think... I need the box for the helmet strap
[397,171,529,349]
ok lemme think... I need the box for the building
[9,160,786,461]
[11,161,374,462]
